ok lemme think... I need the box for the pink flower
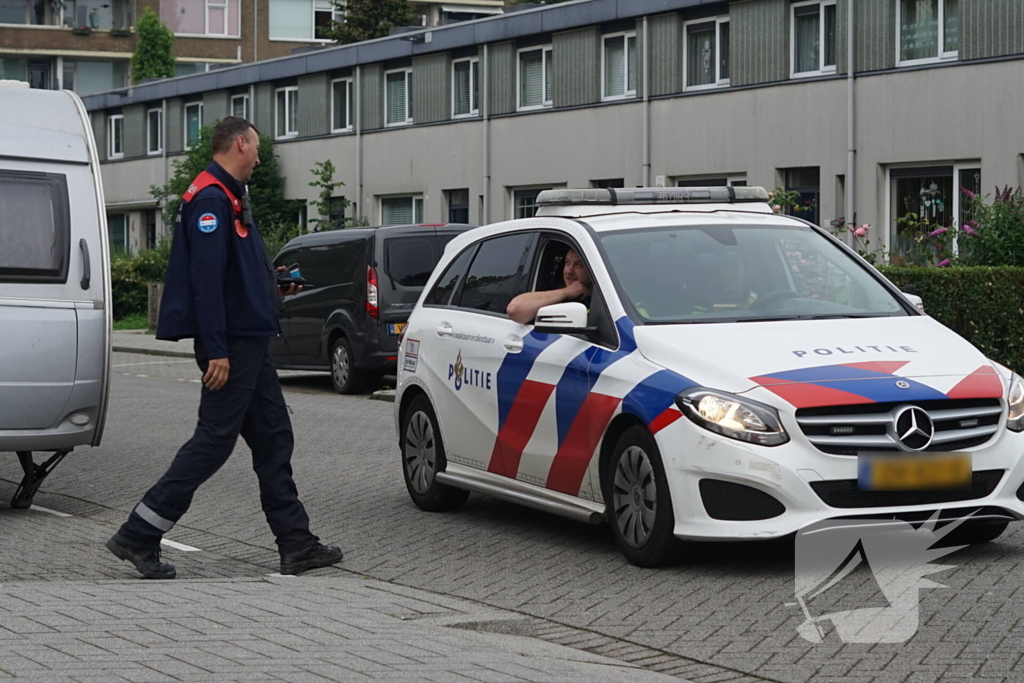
[928,227,948,237]
[937,259,952,267]
[960,186,976,199]
[963,224,978,236]
[853,226,868,238]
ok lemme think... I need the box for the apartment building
[0,0,334,99]
[82,0,1024,258]
[411,0,504,27]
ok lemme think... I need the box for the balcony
[0,0,135,31]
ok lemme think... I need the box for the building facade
[82,0,1024,258]
[0,0,335,101]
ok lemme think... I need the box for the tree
[150,123,304,257]
[307,160,350,231]
[322,0,417,44]
[131,7,175,83]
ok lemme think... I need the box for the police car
[394,187,1024,566]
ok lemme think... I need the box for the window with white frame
[518,46,552,110]
[381,195,424,226]
[107,114,124,159]
[791,0,837,77]
[452,58,480,118]
[603,33,637,100]
[385,69,413,126]
[231,94,249,119]
[887,163,979,254]
[899,0,958,64]
[275,86,299,139]
[206,0,229,35]
[147,108,162,155]
[685,18,730,89]
[268,0,341,40]
[184,102,203,149]
[332,78,353,132]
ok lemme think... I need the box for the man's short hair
[211,117,259,154]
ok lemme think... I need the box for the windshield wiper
[732,313,893,323]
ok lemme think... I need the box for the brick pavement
[4,366,1024,682]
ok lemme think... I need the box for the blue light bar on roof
[536,186,771,206]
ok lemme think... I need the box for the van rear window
[0,170,71,284]
[385,236,439,288]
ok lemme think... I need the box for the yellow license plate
[858,453,972,491]
[388,323,406,336]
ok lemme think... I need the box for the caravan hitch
[11,450,69,509]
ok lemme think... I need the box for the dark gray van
[0,84,112,509]
[272,223,475,393]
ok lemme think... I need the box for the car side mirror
[535,302,595,335]
[903,292,925,313]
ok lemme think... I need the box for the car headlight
[675,388,789,446]
[1008,374,1024,432]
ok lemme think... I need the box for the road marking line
[161,539,201,552]
[29,505,72,517]
[112,360,194,368]
[266,573,295,578]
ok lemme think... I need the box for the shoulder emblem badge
[235,219,249,238]
[197,213,218,233]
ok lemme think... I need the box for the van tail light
[366,266,379,320]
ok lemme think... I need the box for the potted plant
[70,25,92,35]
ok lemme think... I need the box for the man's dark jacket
[156,162,279,359]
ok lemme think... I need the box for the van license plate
[858,453,972,491]
[388,323,406,336]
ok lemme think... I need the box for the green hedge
[880,266,1024,374]
[110,244,170,321]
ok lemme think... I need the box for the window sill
[601,93,637,102]
[275,133,299,140]
[173,32,242,40]
[108,154,124,160]
[683,82,728,92]
[331,127,354,134]
[517,104,551,112]
[268,37,332,43]
[452,112,480,119]
[791,67,837,79]
[897,54,959,68]
[384,121,414,128]
[147,150,162,156]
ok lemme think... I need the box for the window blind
[386,72,408,124]
[605,36,625,97]
[520,50,543,107]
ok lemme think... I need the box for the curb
[112,345,195,359]
[368,391,396,404]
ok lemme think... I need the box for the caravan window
[0,170,71,284]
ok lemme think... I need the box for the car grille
[795,398,1002,455]
[699,479,785,521]
[809,469,1004,508]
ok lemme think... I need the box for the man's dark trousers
[116,336,317,554]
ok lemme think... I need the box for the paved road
[3,351,1024,682]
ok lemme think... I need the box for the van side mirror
[903,292,925,313]
[535,302,595,335]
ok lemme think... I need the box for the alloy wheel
[612,445,657,548]
[332,343,350,389]
[404,410,437,495]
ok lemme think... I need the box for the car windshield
[600,223,908,324]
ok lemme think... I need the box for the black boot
[280,542,343,575]
[106,534,176,579]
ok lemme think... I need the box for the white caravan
[0,83,112,509]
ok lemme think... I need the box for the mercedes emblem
[895,380,911,389]
[892,406,935,451]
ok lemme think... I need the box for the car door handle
[79,238,91,290]
[504,335,524,353]
[437,322,453,338]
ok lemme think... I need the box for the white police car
[394,187,1024,566]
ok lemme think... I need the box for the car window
[385,236,439,288]
[298,240,363,289]
[601,224,907,324]
[456,233,533,314]
[424,245,475,307]
[0,170,70,284]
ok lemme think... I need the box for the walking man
[106,116,342,579]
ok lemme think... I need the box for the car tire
[401,394,470,512]
[604,425,686,567]
[940,519,1009,546]
[330,336,366,394]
